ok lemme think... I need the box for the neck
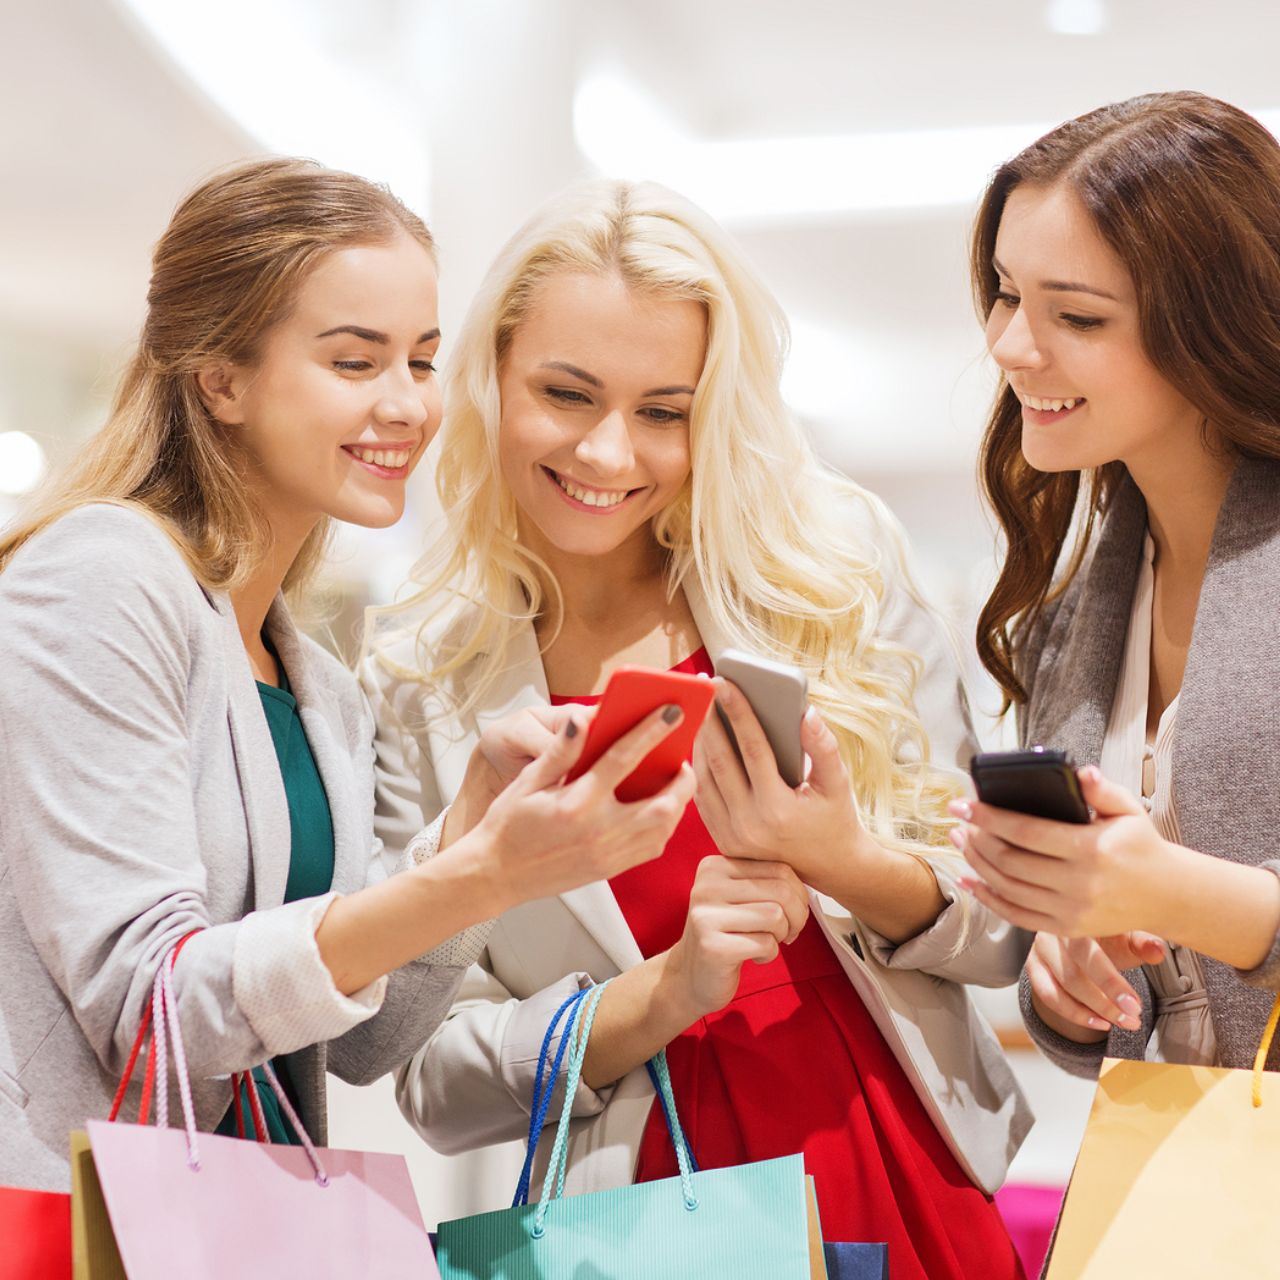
[533,525,670,628]
[229,519,313,683]
[1128,441,1235,575]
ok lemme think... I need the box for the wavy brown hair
[972,91,1280,705]
[0,157,435,597]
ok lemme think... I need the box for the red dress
[554,648,1024,1280]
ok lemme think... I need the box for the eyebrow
[991,258,1119,302]
[540,361,696,397]
[316,325,441,343]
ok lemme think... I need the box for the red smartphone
[563,666,716,802]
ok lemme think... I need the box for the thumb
[799,707,843,793]
[1100,929,1167,970]
[1078,764,1145,819]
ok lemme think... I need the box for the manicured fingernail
[956,875,979,892]
[949,825,967,851]
[1082,765,1100,782]
[1117,994,1140,1016]
[716,682,732,705]
[1117,1014,1140,1030]
[948,799,973,821]
[1087,1016,1109,1031]
[662,703,683,724]
[564,718,578,739]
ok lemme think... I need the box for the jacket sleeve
[395,961,617,1154]
[0,508,380,1083]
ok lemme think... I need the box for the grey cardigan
[1017,457,1280,1076]
[0,505,464,1191]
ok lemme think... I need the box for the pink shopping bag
[81,944,439,1280]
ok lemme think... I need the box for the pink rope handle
[259,1061,329,1187]
[151,952,201,1170]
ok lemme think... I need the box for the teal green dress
[215,656,336,1145]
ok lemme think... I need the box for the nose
[574,409,634,478]
[373,363,431,431]
[987,302,1044,373]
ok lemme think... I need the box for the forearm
[1154,844,1280,971]
[818,832,948,944]
[316,831,508,995]
[579,952,700,1091]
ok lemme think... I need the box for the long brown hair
[973,91,1280,704]
[0,157,435,596]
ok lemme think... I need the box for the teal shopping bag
[435,983,817,1279]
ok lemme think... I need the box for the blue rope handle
[512,987,590,1208]
[645,1054,699,1176]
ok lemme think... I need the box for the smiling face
[497,271,707,566]
[986,182,1206,478]
[208,232,441,546]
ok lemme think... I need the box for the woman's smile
[543,465,638,510]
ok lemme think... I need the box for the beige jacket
[364,558,1032,1199]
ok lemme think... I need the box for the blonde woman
[365,180,1028,1280]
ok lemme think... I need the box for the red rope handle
[107,931,200,1124]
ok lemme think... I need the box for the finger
[798,706,841,792]
[965,877,1067,934]
[713,679,786,794]
[1026,943,1114,1033]
[510,709,591,793]
[700,857,810,942]
[1060,937,1143,1029]
[957,825,1066,908]
[1101,929,1167,970]
[697,691,753,806]
[952,797,1089,861]
[582,703,685,794]
[1077,765,1146,819]
[492,707,562,764]
[691,737,735,842]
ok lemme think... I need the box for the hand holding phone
[713,648,809,787]
[563,666,716,802]
[969,747,1090,824]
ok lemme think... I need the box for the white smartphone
[713,648,809,787]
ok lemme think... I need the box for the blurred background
[6,0,1278,1248]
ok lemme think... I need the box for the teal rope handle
[531,980,700,1238]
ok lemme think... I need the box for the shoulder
[8,503,194,584]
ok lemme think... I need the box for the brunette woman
[956,92,1280,1078]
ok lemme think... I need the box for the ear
[193,361,247,425]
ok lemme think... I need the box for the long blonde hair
[377,179,958,853]
[0,157,435,597]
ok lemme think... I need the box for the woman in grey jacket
[0,159,691,1191]
[955,93,1280,1079]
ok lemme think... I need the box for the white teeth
[554,472,628,508]
[1024,395,1082,412]
[352,447,411,468]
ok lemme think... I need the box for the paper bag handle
[1251,993,1280,1107]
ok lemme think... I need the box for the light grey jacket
[0,505,465,1191]
[366,539,1033,1198]
[1017,458,1280,1077]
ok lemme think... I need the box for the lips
[544,466,634,509]
[346,444,413,469]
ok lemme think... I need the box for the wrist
[415,823,513,922]
[655,944,714,1028]
[442,757,505,851]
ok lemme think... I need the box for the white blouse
[1098,532,1218,1066]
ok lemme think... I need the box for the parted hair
[374,178,962,855]
[973,91,1280,705]
[0,156,435,595]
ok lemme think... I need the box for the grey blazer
[0,505,464,1191]
[1016,457,1280,1076]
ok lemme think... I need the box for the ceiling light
[1045,0,1109,35]
[0,432,46,496]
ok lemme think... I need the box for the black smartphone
[969,748,1091,824]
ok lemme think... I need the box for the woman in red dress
[368,179,1029,1279]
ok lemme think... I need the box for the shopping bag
[435,982,821,1279]
[1046,993,1280,1279]
[0,1183,72,1280]
[75,943,439,1280]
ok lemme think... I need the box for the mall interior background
[5,0,1277,1226]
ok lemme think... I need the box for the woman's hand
[664,855,810,1020]
[954,765,1280,970]
[1025,930,1166,1043]
[694,679,945,941]
[467,704,696,912]
[952,767,1173,938]
[693,679,863,895]
[442,704,578,849]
